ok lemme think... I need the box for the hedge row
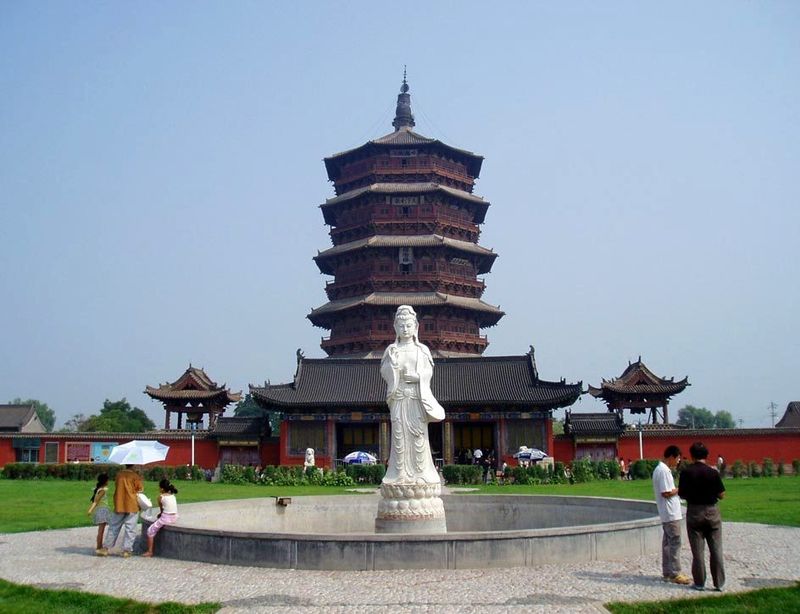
[0,463,204,481]
[219,464,356,487]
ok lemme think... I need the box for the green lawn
[0,578,220,614]
[606,582,800,613]
[0,475,797,533]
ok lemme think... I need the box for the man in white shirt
[652,445,691,585]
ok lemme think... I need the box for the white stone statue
[303,448,315,471]
[376,305,446,533]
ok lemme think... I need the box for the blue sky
[1,2,798,428]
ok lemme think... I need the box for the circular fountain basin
[144,494,661,571]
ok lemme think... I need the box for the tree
[713,410,736,429]
[80,399,155,433]
[61,413,88,432]
[552,418,565,435]
[9,397,55,432]
[677,405,737,429]
[234,393,281,436]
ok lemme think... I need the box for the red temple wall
[617,430,800,465]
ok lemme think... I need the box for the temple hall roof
[587,358,689,400]
[776,402,800,428]
[250,352,581,411]
[0,404,46,433]
[564,412,626,437]
[209,416,270,439]
[145,365,242,405]
[307,292,504,327]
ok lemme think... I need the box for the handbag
[137,492,153,510]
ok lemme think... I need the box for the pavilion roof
[307,292,504,327]
[145,365,242,405]
[564,412,626,437]
[776,402,800,428]
[250,352,581,410]
[587,358,689,400]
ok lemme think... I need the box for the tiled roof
[307,292,504,325]
[209,417,268,438]
[315,234,495,261]
[327,128,481,161]
[564,412,626,436]
[776,402,800,428]
[322,182,488,207]
[0,404,39,431]
[588,358,689,400]
[250,354,581,410]
[145,365,242,404]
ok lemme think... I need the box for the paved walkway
[0,522,797,613]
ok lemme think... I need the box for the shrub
[442,464,482,485]
[629,459,658,480]
[570,459,595,483]
[762,458,775,478]
[220,464,248,484]
[344,464,385,484]
[777,459,785,476]
[748,461,761,478]
[793,459,800,476]
[731,460,746,478]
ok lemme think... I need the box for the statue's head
[393,305,419,342]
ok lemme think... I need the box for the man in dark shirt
[678,441,726,591]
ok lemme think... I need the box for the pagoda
[587,358,689,425]
[145,365,242,430]
[308,74,504,357]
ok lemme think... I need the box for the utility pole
[768,402,778,427]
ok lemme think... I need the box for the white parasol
[107,440,170,465]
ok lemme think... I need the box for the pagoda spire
[392,67,415,131]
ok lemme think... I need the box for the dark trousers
[686,504,725,589]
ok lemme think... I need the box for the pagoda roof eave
[324,129,484,180]
[314,234,496,270]
[321,182,489,208]
[306,292,505,327]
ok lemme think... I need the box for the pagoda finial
[392,67,415,131]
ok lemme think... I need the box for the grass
[0,578,220,614]
[0,475,798,533]
[606,582,800,613]
[0,480,355,533]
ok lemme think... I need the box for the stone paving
[0,522,797,613]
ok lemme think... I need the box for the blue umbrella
[513,447,547,461]
[343,451,378,465]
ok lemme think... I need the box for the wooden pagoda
[145,365,242,430]
[308,74,504,357]
[587,358,689,425]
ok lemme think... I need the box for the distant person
[143,479,179,557]
[87,473,110,554]
[473,448,483,465]
[618,457,626,480]
[679,442,726,591]
[716,455,726,476]
[98,464,143,557]
[652,446,691,585]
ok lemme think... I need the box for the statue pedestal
[375,482,447,534]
